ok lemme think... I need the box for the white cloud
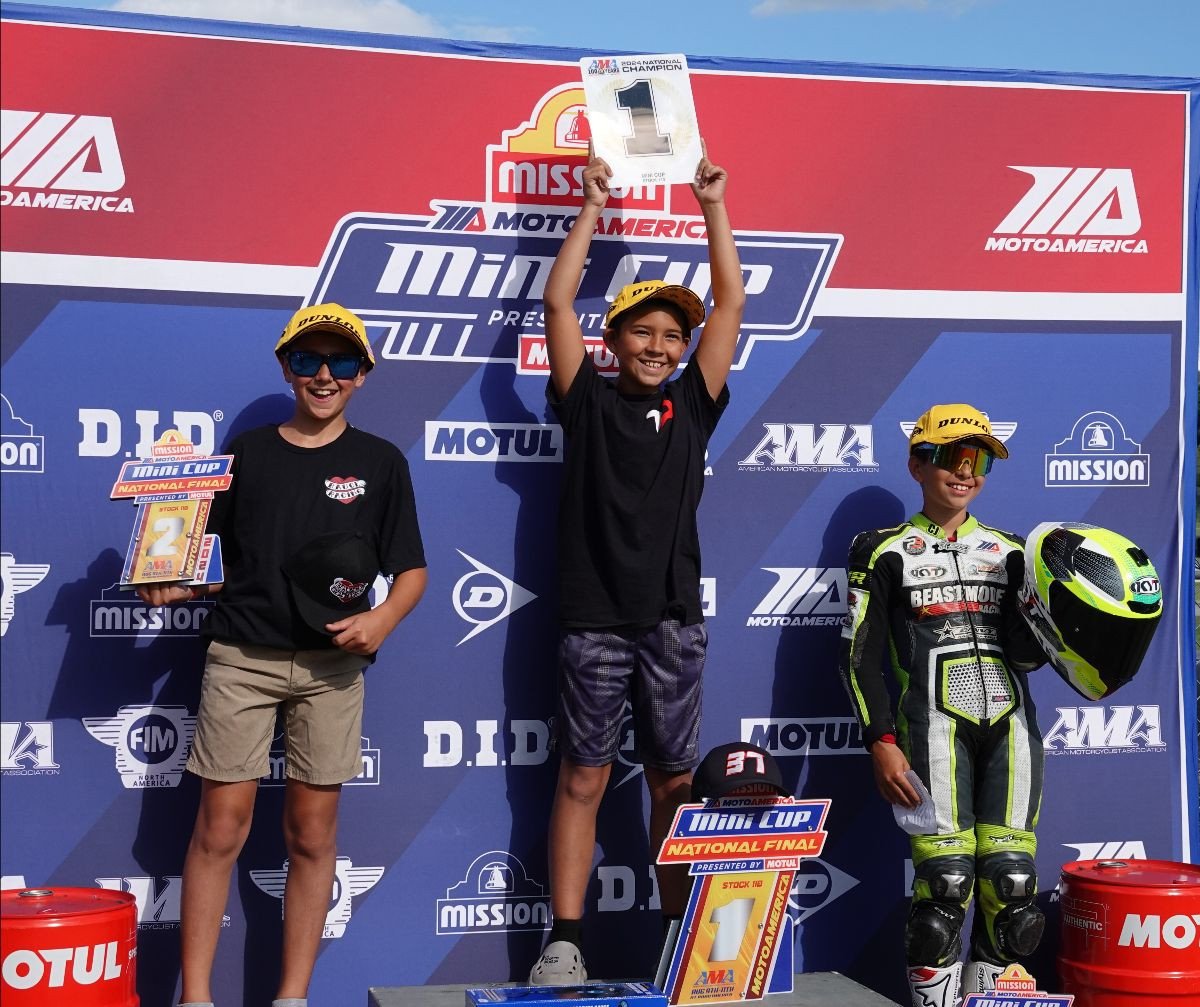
[753,0,982,14]
[112,0,526,42]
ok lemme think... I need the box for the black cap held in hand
[281,531,378,634]
[691,742,789,801]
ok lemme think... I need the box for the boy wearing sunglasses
[838,403,1047,1007]
[139,303,426,1007]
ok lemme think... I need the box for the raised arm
[543,153,612,399]
[688,153,746,401]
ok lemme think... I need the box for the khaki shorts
[187,639,367,785]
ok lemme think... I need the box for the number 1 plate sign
[579,54,704,189]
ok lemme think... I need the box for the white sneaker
[528,940,587,984]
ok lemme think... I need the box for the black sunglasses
[285,349,364,380]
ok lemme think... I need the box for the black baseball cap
[282,531,378,634]
[692,742,789,800]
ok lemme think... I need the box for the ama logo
[83,705,196,788]
[1,110,133,212]
[1043,705,1165,754]
[1,721,59,776]
[739,425,876,473]
[94,876,187,930]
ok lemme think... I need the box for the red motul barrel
[1,888,139,1005]
[1059,859,1200,1005]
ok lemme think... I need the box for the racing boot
[907,961,962,1007]
[963,959,1005,993]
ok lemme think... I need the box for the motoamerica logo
[302,84,840,378]
[1,110,135,213]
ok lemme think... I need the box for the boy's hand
[582,143,612,208]
[871,740,921,809]
[691,154,728,205]
[135,583,196,607]
[327,608,394,656]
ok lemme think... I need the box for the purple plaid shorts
[555,619,707,772]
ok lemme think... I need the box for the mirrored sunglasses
[920,442,995,477]
[285,349,364,379]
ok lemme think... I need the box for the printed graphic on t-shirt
[325,476,366,503]
[330,577,369,602]
[645,399,674,432]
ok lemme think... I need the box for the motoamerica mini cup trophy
[110,428,231,590]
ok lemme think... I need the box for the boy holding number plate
[530,141,745,982]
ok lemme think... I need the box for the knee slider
[907,854,974,966]
[905,900,965,966]
[977,851,1044,959]
[993,901,1045,958]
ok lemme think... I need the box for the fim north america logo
[83,704,196,788]
[437,851,550,935]
[1044,411,1149,487]
[0,553,49,638]
[251,857,383,939]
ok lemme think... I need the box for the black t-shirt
[548,357,728,629]
[202,424,425,651]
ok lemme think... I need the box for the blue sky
[14,0,1199,79]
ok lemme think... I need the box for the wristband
[876,733,897,746]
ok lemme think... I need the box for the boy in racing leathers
[838,403,1047,1007]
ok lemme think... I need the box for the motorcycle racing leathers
[839,512,1047,1004]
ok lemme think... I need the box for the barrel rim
[1060,857,1200,887]
[0,886,138,918]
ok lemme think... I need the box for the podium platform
[368,974,900,1007]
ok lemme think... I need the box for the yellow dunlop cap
[604,280,705,331]
[909,403,1009,459]
[275,303,375,369]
